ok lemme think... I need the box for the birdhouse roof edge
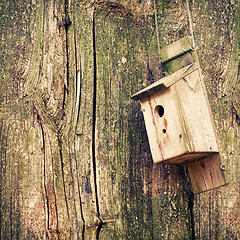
[131,62,198,101]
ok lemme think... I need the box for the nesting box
[132,37,227,194]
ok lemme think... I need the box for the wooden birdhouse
[132,36,227,194]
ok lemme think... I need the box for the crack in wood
[92,8,102,224]
[57,133,70,221]
[74,141,86,225]
[188,190,195,240]
[39,122,50,232]
[48,135,60,239]
[0,123,11,239]
[72,13,86,227]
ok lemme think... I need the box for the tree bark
[0,0,239,239]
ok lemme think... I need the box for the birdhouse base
[162,152,216,165]
[186,153,227,194]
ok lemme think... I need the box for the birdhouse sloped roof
[132,62,198,101]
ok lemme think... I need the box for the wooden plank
[164,152,214,164]
[162,51,197,74]
[0,0,238,238]
[94,8,153,238]
[160,36,193,63]
[187,153,227,194]
[191,1,240,237]
[70,3,97,228]
[173,69,219,153]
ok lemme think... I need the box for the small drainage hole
[162,129,166,134]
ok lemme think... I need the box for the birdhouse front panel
[140,88,187,163]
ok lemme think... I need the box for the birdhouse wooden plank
[186,153,226,193]
[159,36,197,74]
[160,36,193,63]
[132,37,227,194]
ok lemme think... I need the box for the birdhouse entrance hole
[155,105,167,134]
[155,105,164,117]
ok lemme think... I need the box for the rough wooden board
[187,153,227,194]
[0,0,70,238]
[69,2,98,229]
[1,0,239,239]
[192,1,240,238]
[173,69,219,153]
[0,0,194,238]
[94,7,154,238]
[160,36,193,63]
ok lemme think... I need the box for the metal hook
[220,164,226,171]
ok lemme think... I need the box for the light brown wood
[140,88,186,162]
[187,153,227,194]
[173,68,219,153]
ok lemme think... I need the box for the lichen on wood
[0,0,240,239]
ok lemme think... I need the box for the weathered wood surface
[0,0,239,239]
[187,153,226,194]
[192,1,240,239]
[160,35,193,63]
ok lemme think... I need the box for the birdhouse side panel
[173,69,219,153]
[140,88,187,163]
